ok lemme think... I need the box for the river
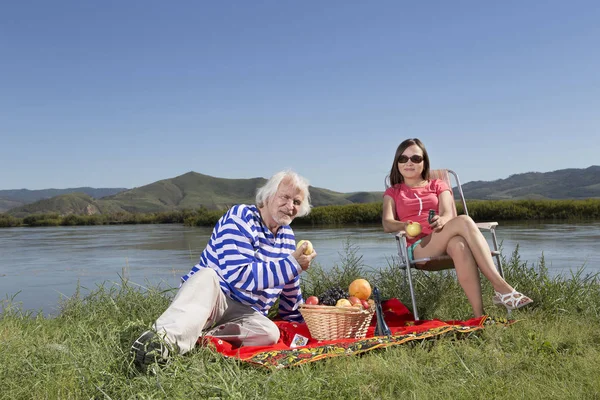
[1,221,599,315]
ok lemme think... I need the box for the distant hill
[7,193,103,217]
[6,172,384,218]
[0,187,126,213]
[460,166,600,200]
[4,166,599,217]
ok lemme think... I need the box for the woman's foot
[492,290,533,311]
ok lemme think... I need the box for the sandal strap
[495,290,530,308]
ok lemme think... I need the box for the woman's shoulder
[384,183,404,197]
[428,179,451,192]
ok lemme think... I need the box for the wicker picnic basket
[299,304,376,340]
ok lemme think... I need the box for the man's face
[267,179,304,226]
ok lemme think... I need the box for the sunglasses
[398,154,424,164]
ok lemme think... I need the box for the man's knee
[183,267,219,289]
[261,321,281,345]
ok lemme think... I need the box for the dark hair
[385,138,430,188]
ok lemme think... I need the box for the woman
[382,138,532,317]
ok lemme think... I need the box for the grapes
[318,286,350,306]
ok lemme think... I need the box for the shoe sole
[131,330,160,372]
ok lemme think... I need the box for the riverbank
[1,247,599,399]
[1,199,600,227]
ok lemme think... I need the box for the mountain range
[2,172,383,217]
[0,187,126,214]
[2,166,599,217]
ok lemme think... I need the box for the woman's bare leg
[445,236,483,317]
[413,215,513,294]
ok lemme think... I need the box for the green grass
[3,198,600,228]
[1,245,600,399]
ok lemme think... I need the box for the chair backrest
[429,169,468,217]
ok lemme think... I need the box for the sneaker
[130,330,171,373]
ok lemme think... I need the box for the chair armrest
[476,222,498,230]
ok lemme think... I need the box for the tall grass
[2,198,600,228]
[1,244,599,399]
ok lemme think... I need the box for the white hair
[256,170,312,217]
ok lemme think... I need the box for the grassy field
[1,245,599,399]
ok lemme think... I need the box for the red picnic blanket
[200,299,491,369]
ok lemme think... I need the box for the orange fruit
[348,278,372,300]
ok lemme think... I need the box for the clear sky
[2,1,599,192]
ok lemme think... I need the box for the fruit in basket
[348,296,363,308]
[336,298,352,307]
[360,299,370,309]
[319,286,350,306]
[305,296,319,305]
[296,240,314,255]
[348,278,372,300]
[405,221,422,237]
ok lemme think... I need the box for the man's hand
[293,242,317,271]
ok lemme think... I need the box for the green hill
[7,193,103,218]
[0,187,126,213]
[460,165,600,200]
[6,172,360,217]
[5,166,599,218]
[101,172,267,213]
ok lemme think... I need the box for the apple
[305,296,319,305]
[348,296,363,308]
[360,299,370,309]
[405,221,422,237]
[335,298,352,307]
[296,240,314,255]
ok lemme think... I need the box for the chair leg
[490,228,504,278]
[396,235,420,321]
[405,265,419,321]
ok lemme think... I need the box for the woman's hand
[429,215,449,232]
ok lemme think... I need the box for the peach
[335,298,352,307]
[296,240,314,255]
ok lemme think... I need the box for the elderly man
[131,170,316,372]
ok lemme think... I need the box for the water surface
[1,221,598,315]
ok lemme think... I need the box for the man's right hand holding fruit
[293,239,317,271]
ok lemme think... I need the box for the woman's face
[398,144,425,180]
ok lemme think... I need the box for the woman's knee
[447,236,469,257]
[451,215,478,234]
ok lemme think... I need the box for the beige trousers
[154,268,280,354]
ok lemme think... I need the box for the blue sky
[2,1,599,192]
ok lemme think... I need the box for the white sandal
[493,290,533,311]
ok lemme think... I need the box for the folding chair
[394,169,504,320]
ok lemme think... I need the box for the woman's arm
[382,195,407,233]
[430,190,454,231]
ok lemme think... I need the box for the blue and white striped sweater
[182,204,304,322]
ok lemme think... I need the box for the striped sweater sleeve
[278,276,304,322]
[214,214,302,292]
